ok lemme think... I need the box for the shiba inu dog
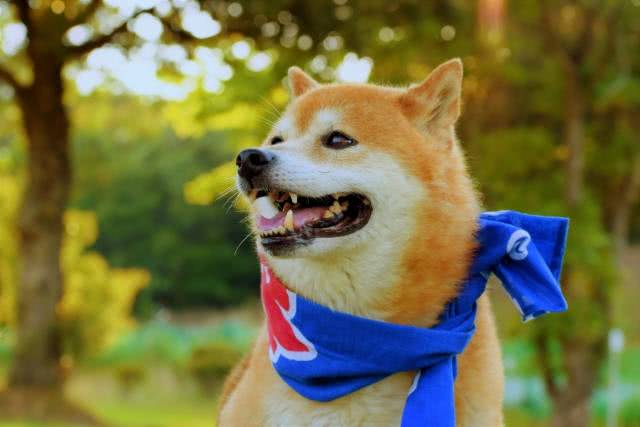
[219,58,504,426]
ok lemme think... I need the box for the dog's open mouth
[249,190,372,247]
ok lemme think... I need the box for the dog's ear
[399,58,463,134]
[288,66,319,98]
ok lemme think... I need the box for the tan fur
[219,59,504,426]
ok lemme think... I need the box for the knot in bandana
[260,211,569,427]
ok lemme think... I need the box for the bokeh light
[335,52,373,83]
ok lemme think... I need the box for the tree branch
[568,5,597,63]
[10,0,32,31]
[158,15,217,43]
[64,9,150,58]
[159,16,201,43]
[0,65,23,92]
[533,329,561,400]
[67,0,103,29]
[65,7,223,59]
[538,0,565,58]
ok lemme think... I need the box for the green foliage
[70,97,260,310]
[90,319,254,390]
[468,126,564,212]
[187,342,244,390]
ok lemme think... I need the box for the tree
[0,0,228,418]
[461,1,640,426]
[530,3,639,426]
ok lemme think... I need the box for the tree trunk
[8,56,70,390]
[610,156,640,259]
[545,57,606,427]
[563,60,585,208]
[550,339,605,427]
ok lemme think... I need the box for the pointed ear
[399,58,463,133]
[288,66,319,98]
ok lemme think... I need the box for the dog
[218,58,504,427]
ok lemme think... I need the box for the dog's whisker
[260,96,282,117]
[223,193,239,211]
[234,231,254,255]
[220,190,240,207]
[225,193,243,214]
[216,185,238,201]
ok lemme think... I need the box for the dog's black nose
[236,149,274,181]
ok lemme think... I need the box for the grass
[92,398,217,427]
[0,397,218,427]
[0,407,553,427]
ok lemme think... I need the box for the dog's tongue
[257,207,327,231]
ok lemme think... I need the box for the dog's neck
[266,247,403,320]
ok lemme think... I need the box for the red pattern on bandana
[260,258,316,360]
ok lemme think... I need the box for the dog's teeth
[323,209,333,219]
[284,210,294,231]
[290,193,298,204]
[254,196,280,219]
[330,201,342,214]
[278,226,287,235]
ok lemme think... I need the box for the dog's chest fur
[264,368,411,427]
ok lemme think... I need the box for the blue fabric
[260,211,569,427]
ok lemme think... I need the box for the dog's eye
[323,131,357,150]
[270,136,284,145]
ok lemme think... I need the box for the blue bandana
[260,211,568,427]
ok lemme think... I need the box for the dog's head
[237,59,480,323]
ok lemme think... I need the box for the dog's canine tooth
[284,210,294,231]
[330,201,342,214]
[290,193,298,204]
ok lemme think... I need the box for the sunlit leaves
[0,171,19,327]
[335,52,372,83]
[1,23,27,56]
[60,210,150,359]
[0,167,149,360]
[183,160,243,209]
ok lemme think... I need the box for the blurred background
[0,0,638,426]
